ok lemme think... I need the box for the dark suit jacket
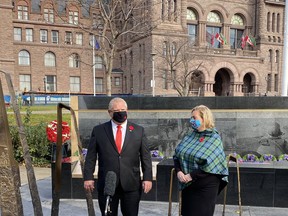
[84,120,152,192]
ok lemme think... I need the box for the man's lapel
[103,121,118,152]
[121,121,132,153]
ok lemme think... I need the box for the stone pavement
[17,166,288,216]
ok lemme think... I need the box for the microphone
[104,171,117,215]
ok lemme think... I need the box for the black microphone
[104,171,117,215]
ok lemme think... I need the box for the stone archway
[189,70,204,96]
[213,68,231,96]
[242,73,253,95]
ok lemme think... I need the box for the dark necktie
[116,125,122,153]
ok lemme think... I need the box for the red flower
[199,137,205,142]
[46,120,71,143]
[129,125,134,132]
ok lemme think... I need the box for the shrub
[9,107,51,167]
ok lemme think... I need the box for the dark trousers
[181,174,220,216]
[98,182,141,216]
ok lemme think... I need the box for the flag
[215,33,227,45]
[241,35,246,49]
[95,38,100,50]
[206,31,215,46]
[245,35,256,47]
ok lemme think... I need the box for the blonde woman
[173,105,228,216]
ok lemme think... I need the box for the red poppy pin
[199,137,205,142]
[129,125,134,132]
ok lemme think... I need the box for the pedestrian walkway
[18,166,288,215]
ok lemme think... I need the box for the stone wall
[71,96,288,159]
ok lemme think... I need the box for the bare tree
[154,38,205,96]
[72,0,161,96]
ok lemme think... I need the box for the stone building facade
[0,0,286,97]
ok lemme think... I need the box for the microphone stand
[104,195,112,216]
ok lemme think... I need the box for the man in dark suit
[84,97,152,216]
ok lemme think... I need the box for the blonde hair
[191,105,215,129]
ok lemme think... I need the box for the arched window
[18,50,30,65]
[207,11,222,48]
[268,49,273,62]
[69,53,80,68]
[275,50,279,63]
[267,12,270,32]
[207,11,221,23]
[187,8,198,45]
[277,13,280,33]
[44,52,56,67]
[163,41,167,56]
[272,13,275,32]
[230,14,245,49]
[187,9,196,20]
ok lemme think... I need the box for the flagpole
[93,35,96,96]
[281,2,288,96]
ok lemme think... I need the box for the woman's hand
[177,171,192,183]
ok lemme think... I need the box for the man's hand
[84,180,95,192]
[177,171,192,183]
[142,181,152,193]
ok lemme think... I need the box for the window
[162,70,168,89]
[206,26,221,48]
[44,52,56,67]
[65,32,72,44]
[186,9,198,45]
[18,5,28,20]
[275,50,279,63]
[69,11,79,25]
[115,77,120,86]
[18,50,30,65]
[171,42,176,56]
[69,53,80,68]
[19,75,31,91]
[269,49,273,62]
[70,76,80,92]
[75,33,83,45]
[44,8,54,23]
[25,29,33,42]
[267,12,271,32]
[274,74,278,92]
[40,30,48,43]
[14,28,22,41]
[267,73,272,92]
[95,56,103,69]
[231,14,244,25]
[187,9,196,20]
[45,75,56,92]
[230,14,244,49]
[163,41,167,56]
[207,11,222,48]
[207,11,221,23]
[187,24,197,44]
[51,31,59,44]
[230,29,244,49]
[95,78,103,93]
[277,13,280,33]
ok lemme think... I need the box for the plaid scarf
[174,128,228,190]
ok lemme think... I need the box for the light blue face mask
[190,118,201,130]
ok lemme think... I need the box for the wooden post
[0,78,24,216]
[1,71,43,215]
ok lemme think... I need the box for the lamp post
[151,52,156,97]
